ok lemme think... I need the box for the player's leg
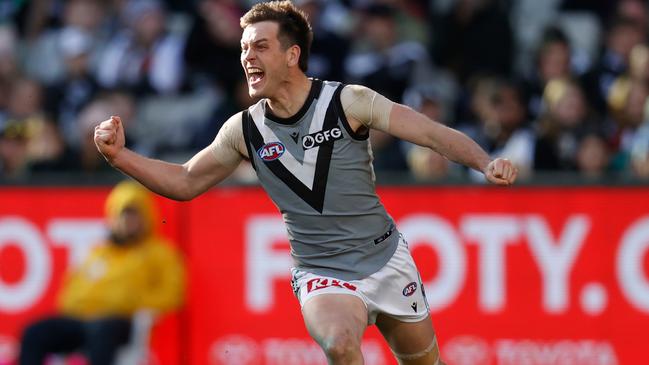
[364,233,444,365]
[375,314,444,365]
[302,293,368,365]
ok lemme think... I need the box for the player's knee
[321,332,361,361]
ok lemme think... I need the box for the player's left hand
[484,158,518,186]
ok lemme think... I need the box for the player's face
[240,21,290,99]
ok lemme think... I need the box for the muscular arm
[341,85,516,184]
[95,113,246,201]
[388,104,492,173]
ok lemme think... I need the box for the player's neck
[266,74,312,119]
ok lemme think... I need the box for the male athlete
[95,2,517,364]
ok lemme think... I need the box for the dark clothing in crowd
[20,316,131,365]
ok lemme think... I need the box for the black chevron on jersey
[242,110,256,171]
[243,92,340,213]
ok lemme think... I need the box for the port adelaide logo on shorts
[402,282,418,296]
[302,127,343,150]
[257,141,285,161]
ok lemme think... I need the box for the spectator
[390,0,431,46]
[616,0,648,36]
[0,78,67,178]
[460,77,535,180]
[560,0,615,26]
[534,78,600,171]
[97,0,185,96]
[345,3,455,172]
[45,27,100,150]
[0,120,29,178]
[0,25,19,117]
[581,16,645,114]
[431,0,514,83]
[606,76,649,171]
[630,116,649,179]
[296,0,350,81]
[183,0,244,95]
[1,0,648,181]
[575,130,611,178]
[345,3,441,102]
[0,26,21,176]
[523,26,573,119]
[19,180,186,365]
[22,0,106,85]
[628,43,649,83]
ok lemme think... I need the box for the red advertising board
[1,186,649,365]
[0,187,184,365]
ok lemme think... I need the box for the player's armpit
[209,112,247,168]
[340,84,394,133]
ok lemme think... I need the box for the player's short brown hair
[240,1,313,72]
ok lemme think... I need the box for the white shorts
[291,235,430,325]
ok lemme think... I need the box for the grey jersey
[242,80,399,281]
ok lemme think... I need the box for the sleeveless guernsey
[242,79,399,281]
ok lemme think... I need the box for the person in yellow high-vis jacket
[20,180,185,365]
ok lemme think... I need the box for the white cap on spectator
[59,27,93,58]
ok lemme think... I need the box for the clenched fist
[94,115,125,163]
[484,158,518,186]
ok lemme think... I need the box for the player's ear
[287,45,300,67]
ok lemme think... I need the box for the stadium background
[1,0,649,364]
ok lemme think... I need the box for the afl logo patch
[257,142,285,161]
[402,282,417,297]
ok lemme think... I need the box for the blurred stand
[1,0,649,182]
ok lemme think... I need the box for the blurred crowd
[2,0,649,183]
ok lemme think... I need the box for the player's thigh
[375,313,443,365]
[302,293,368,346]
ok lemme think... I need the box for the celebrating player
[95,1,517,364]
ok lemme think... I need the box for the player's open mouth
[248,67,265,86]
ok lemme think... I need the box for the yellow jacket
[57,181,185,319]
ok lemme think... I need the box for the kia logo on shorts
[402,282,417,296]
[257,142,285,161]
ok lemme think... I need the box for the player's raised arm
[94,113,246,200]
[341,84,517,186]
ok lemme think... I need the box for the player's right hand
[94,115,125,163]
